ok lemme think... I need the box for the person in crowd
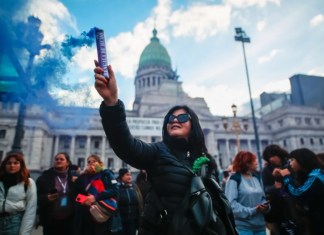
[0,151,37,235]
[72,154,119,235]
[225,151,269,235]
[117,168,143,235]
[316,152,324,166]
[261,144,300,235]
[221,164,233,191]
[36,152,75,235]
[94,63,221,235]
[276,148,324,235]
[135,169,151,200]
[70,164,81,182]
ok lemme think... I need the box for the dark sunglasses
[168,113,191,124]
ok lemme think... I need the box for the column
[101,135,106,159]
[86,135,91,157]
[54,135,59,155]
[225,139,230,166]
[70,135,76,163]
[248,138,252,152]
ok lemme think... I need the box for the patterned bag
[86,175,117,223]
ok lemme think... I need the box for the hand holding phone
[75,194,88,204]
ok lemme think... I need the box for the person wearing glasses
[0,151,37,235]
[94,63,217,235]
[72,154,119,235]
[36,152,75,235]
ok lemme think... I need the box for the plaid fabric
[88,178,117,212]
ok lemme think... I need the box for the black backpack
[167,158,238,235]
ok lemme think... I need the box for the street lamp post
[222,104,248,154]
[234,27,262,169]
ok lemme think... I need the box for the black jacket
[36,168,74,226]
[100,101,194,231]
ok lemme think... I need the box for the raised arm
[94,61,118,106]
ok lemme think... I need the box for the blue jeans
[237,228,266,235]
[0,212,24,235]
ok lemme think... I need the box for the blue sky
[3,0,324,116]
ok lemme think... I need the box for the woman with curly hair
[225,151,269,235]
[0,151,37,234]
[72,154,119,235]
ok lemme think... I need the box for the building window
[147,77,150,87]
[107,158,114,169]
[278,119,283,127]
[94,140,100,149]
[315,118,320,125]
[78,137,86,148]
[320,138,323,145]
[283,140,287,147]
[152,76,156,86]
[0,130,6,139]
[305,118,311,125]
[267,125,272,130]
[295,117,301,125]
[310,138,314,145]
[78,158,85,169]
[300,138,304,145]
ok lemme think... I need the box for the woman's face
[5,157,21,174]
[87,157,98,167]
[289,158,301,172]
[269,155,282,167]
[54,154,69,170]
[248,158,258,172]
[166,108,191,141]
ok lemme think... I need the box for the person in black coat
[277,148,324,235]
[117,168,143,235]
[94,63,217,235]
[36,152,74,235]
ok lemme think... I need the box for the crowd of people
[0,61,323,235]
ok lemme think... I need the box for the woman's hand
[94,61,118,106]
[84,194,96,206]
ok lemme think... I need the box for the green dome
[139,29,171,68]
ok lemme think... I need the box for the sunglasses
[168,113,191,124]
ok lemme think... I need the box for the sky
[2,0,324,116]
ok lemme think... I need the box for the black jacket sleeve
[99,100,159,169]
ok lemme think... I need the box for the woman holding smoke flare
[93,62,236,235]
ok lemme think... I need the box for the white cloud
[258,49,278,64]
[310,14,324,27]
[183,83,249,116]
[307,67,324,77]
[18,0,78,44]
[258,79,290,94]
[257,20,266,31]
[170,4,231,41]
[104,0,173,79]
[223,0,280,8]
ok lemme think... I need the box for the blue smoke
[0,6,97,108]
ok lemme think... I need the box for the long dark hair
[162,105,208,158]
[0,151,30,187]
[289,148,323,183]
[262,144,289,166]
